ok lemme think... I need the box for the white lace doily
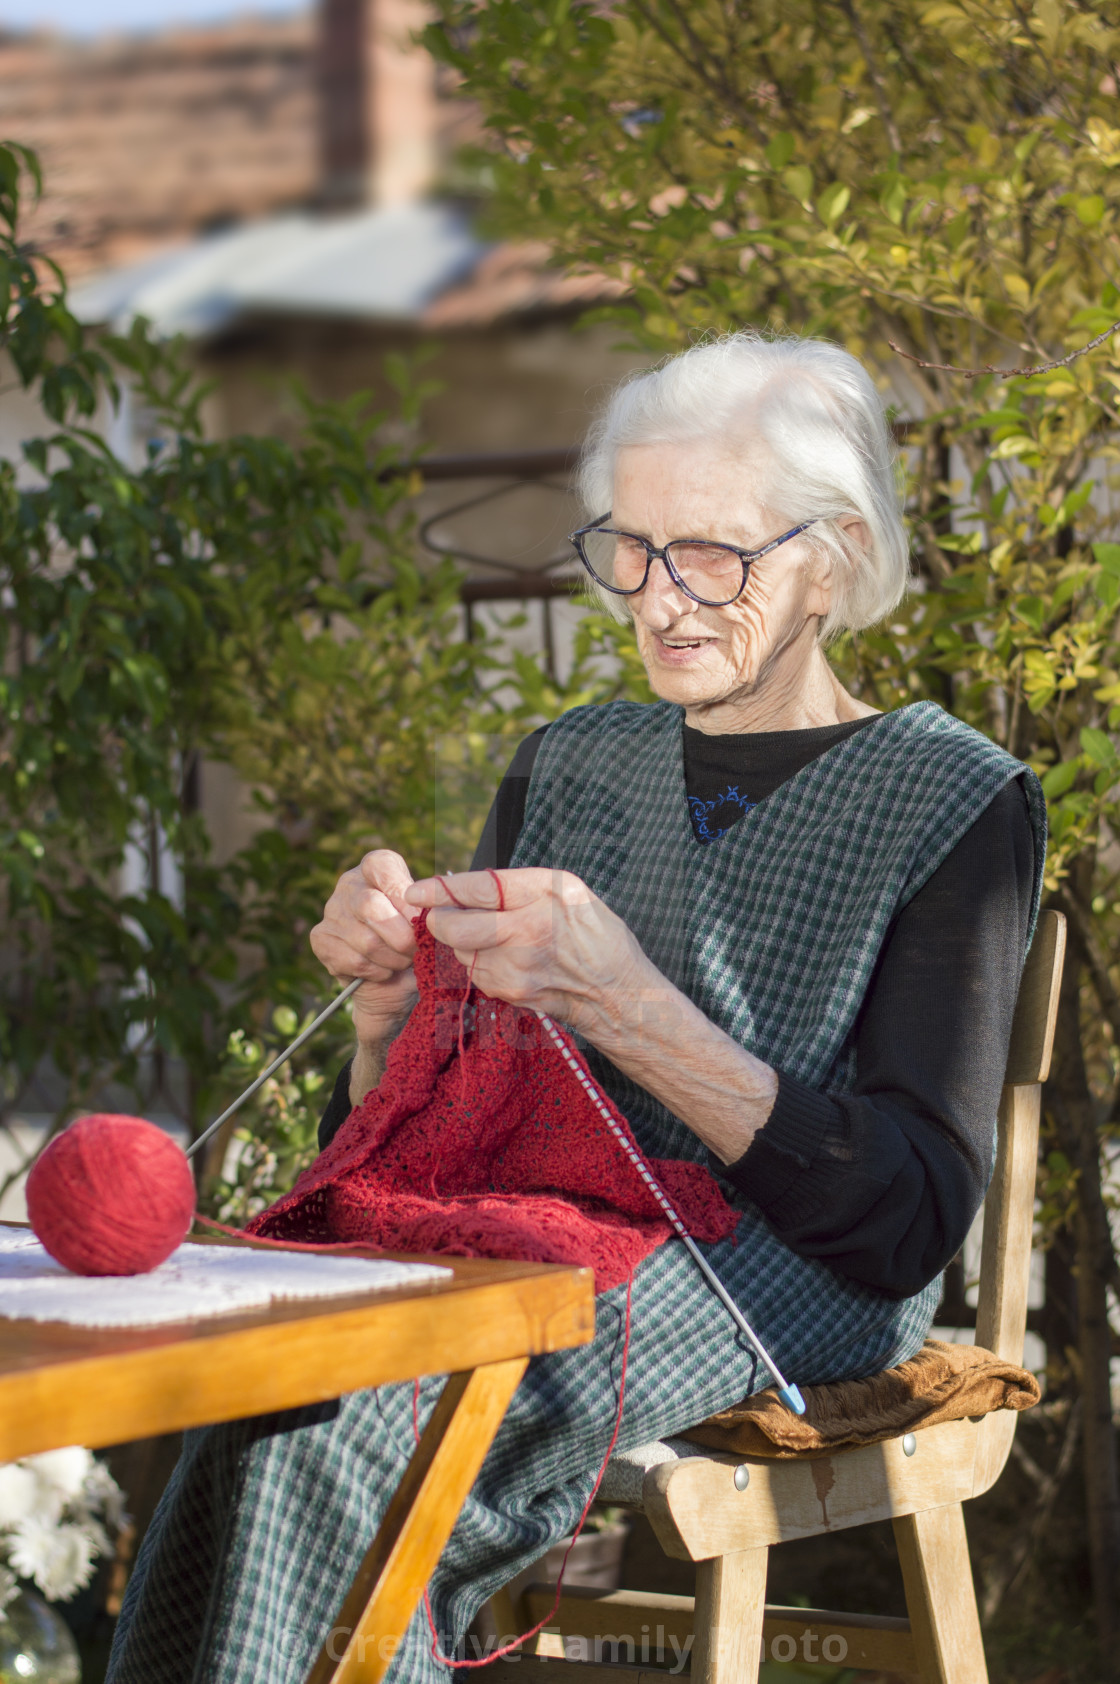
[0,1228,451,1328]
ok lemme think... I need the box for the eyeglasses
[568,514,817,608]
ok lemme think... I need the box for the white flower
[0,1465,39,1530]
[78,1461,128,1534]
[0,1448,124,1604]
[7,1518,97,1602]
[25,1448,92,1504]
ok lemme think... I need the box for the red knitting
[248,914,739,1290]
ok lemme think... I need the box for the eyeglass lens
[581,529,744,604]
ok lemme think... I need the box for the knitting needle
[537,1011,807,1416]
[185,979,362,1161]
[185,968,808,1415]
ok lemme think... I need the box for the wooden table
[0,1227,595,1683]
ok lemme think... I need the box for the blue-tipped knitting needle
[537,1010,807,1415]
[185,979,362,1162]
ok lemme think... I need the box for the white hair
[577,330,909,638]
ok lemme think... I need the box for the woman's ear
[838,514,871,554]
[804,535,837,620]
[807,515,869,620]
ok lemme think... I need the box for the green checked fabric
[511,698,1046,1167]
[107,699,1045,1684]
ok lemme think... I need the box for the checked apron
[107,700,1045,1684]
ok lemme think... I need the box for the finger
[406,867,568,911]
[360,850,415,917]
[331,870,416,956]
[425,905,510,953]
[310,928,414,982]
[317,894,416,962]
[352,887,417,957]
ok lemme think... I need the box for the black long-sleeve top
[319,717,1035,1299]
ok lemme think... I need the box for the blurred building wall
[0,14,319,277]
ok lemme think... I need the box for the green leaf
[990,435,1037,461]
[782,164,813,203]
[1040,761,1078,798]
[1076,195,1105,226]
[1080,727,1117,767]
[1093,542,1120,576]
[1016,597,1046,631]
[816,182,850,225]
[766,131,795,169]
[880,176,907,225]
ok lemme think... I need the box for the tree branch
[836,0,903,154]
[1055,885,1120,1053]
[983,1401,1082,1622]
[889,320,1120,382]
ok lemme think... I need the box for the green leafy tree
[427,0,1120,1661]
[0,146,459,1171]
[0,141,649,1206]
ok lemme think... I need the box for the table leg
[307,1355,529,1684]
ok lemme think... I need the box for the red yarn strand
[436,875,478,1105]
[418,1271,634,1671]
[437,870,506,1108]
[485,869,506,912]
[193,1214,395,1258]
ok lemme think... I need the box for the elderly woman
[108,332,1043,1684]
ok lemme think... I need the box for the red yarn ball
[27,1114,197,1276]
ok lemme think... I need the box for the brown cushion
[680,1339,1040,1460]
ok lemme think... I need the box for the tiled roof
[71,202,625,336]
[71,201,485,335]
[421,242,628,328]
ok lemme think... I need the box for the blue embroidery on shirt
[687,784,756,843]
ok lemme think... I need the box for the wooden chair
[491,908,1066,1684]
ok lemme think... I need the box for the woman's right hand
[310,850,419,1046]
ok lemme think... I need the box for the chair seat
[680,1337,1039,1459]
[599,1435,711,1507]
[602,1339,1038,1524]
[611,1407,1022,1556]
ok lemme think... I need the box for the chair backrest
[974,909,1066,1364]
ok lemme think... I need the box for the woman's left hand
[407,866,778,1162]
[403,868,651,1038]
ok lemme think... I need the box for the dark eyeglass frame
[568,513,818,608]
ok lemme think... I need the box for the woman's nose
[634,553,694,623]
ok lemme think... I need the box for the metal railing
[383,446,583,606]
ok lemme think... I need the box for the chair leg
[893,1505,988,1684]
[691,1546,768,1684]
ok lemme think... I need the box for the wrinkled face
[611,441,832,714]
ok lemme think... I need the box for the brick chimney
[317,0,436,209]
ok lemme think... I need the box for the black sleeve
[317,1058,355,1152]
[470,726,549,871]
[318,726,550,1151]
[718,776,1036,1298]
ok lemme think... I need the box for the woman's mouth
[654,632,716,662]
